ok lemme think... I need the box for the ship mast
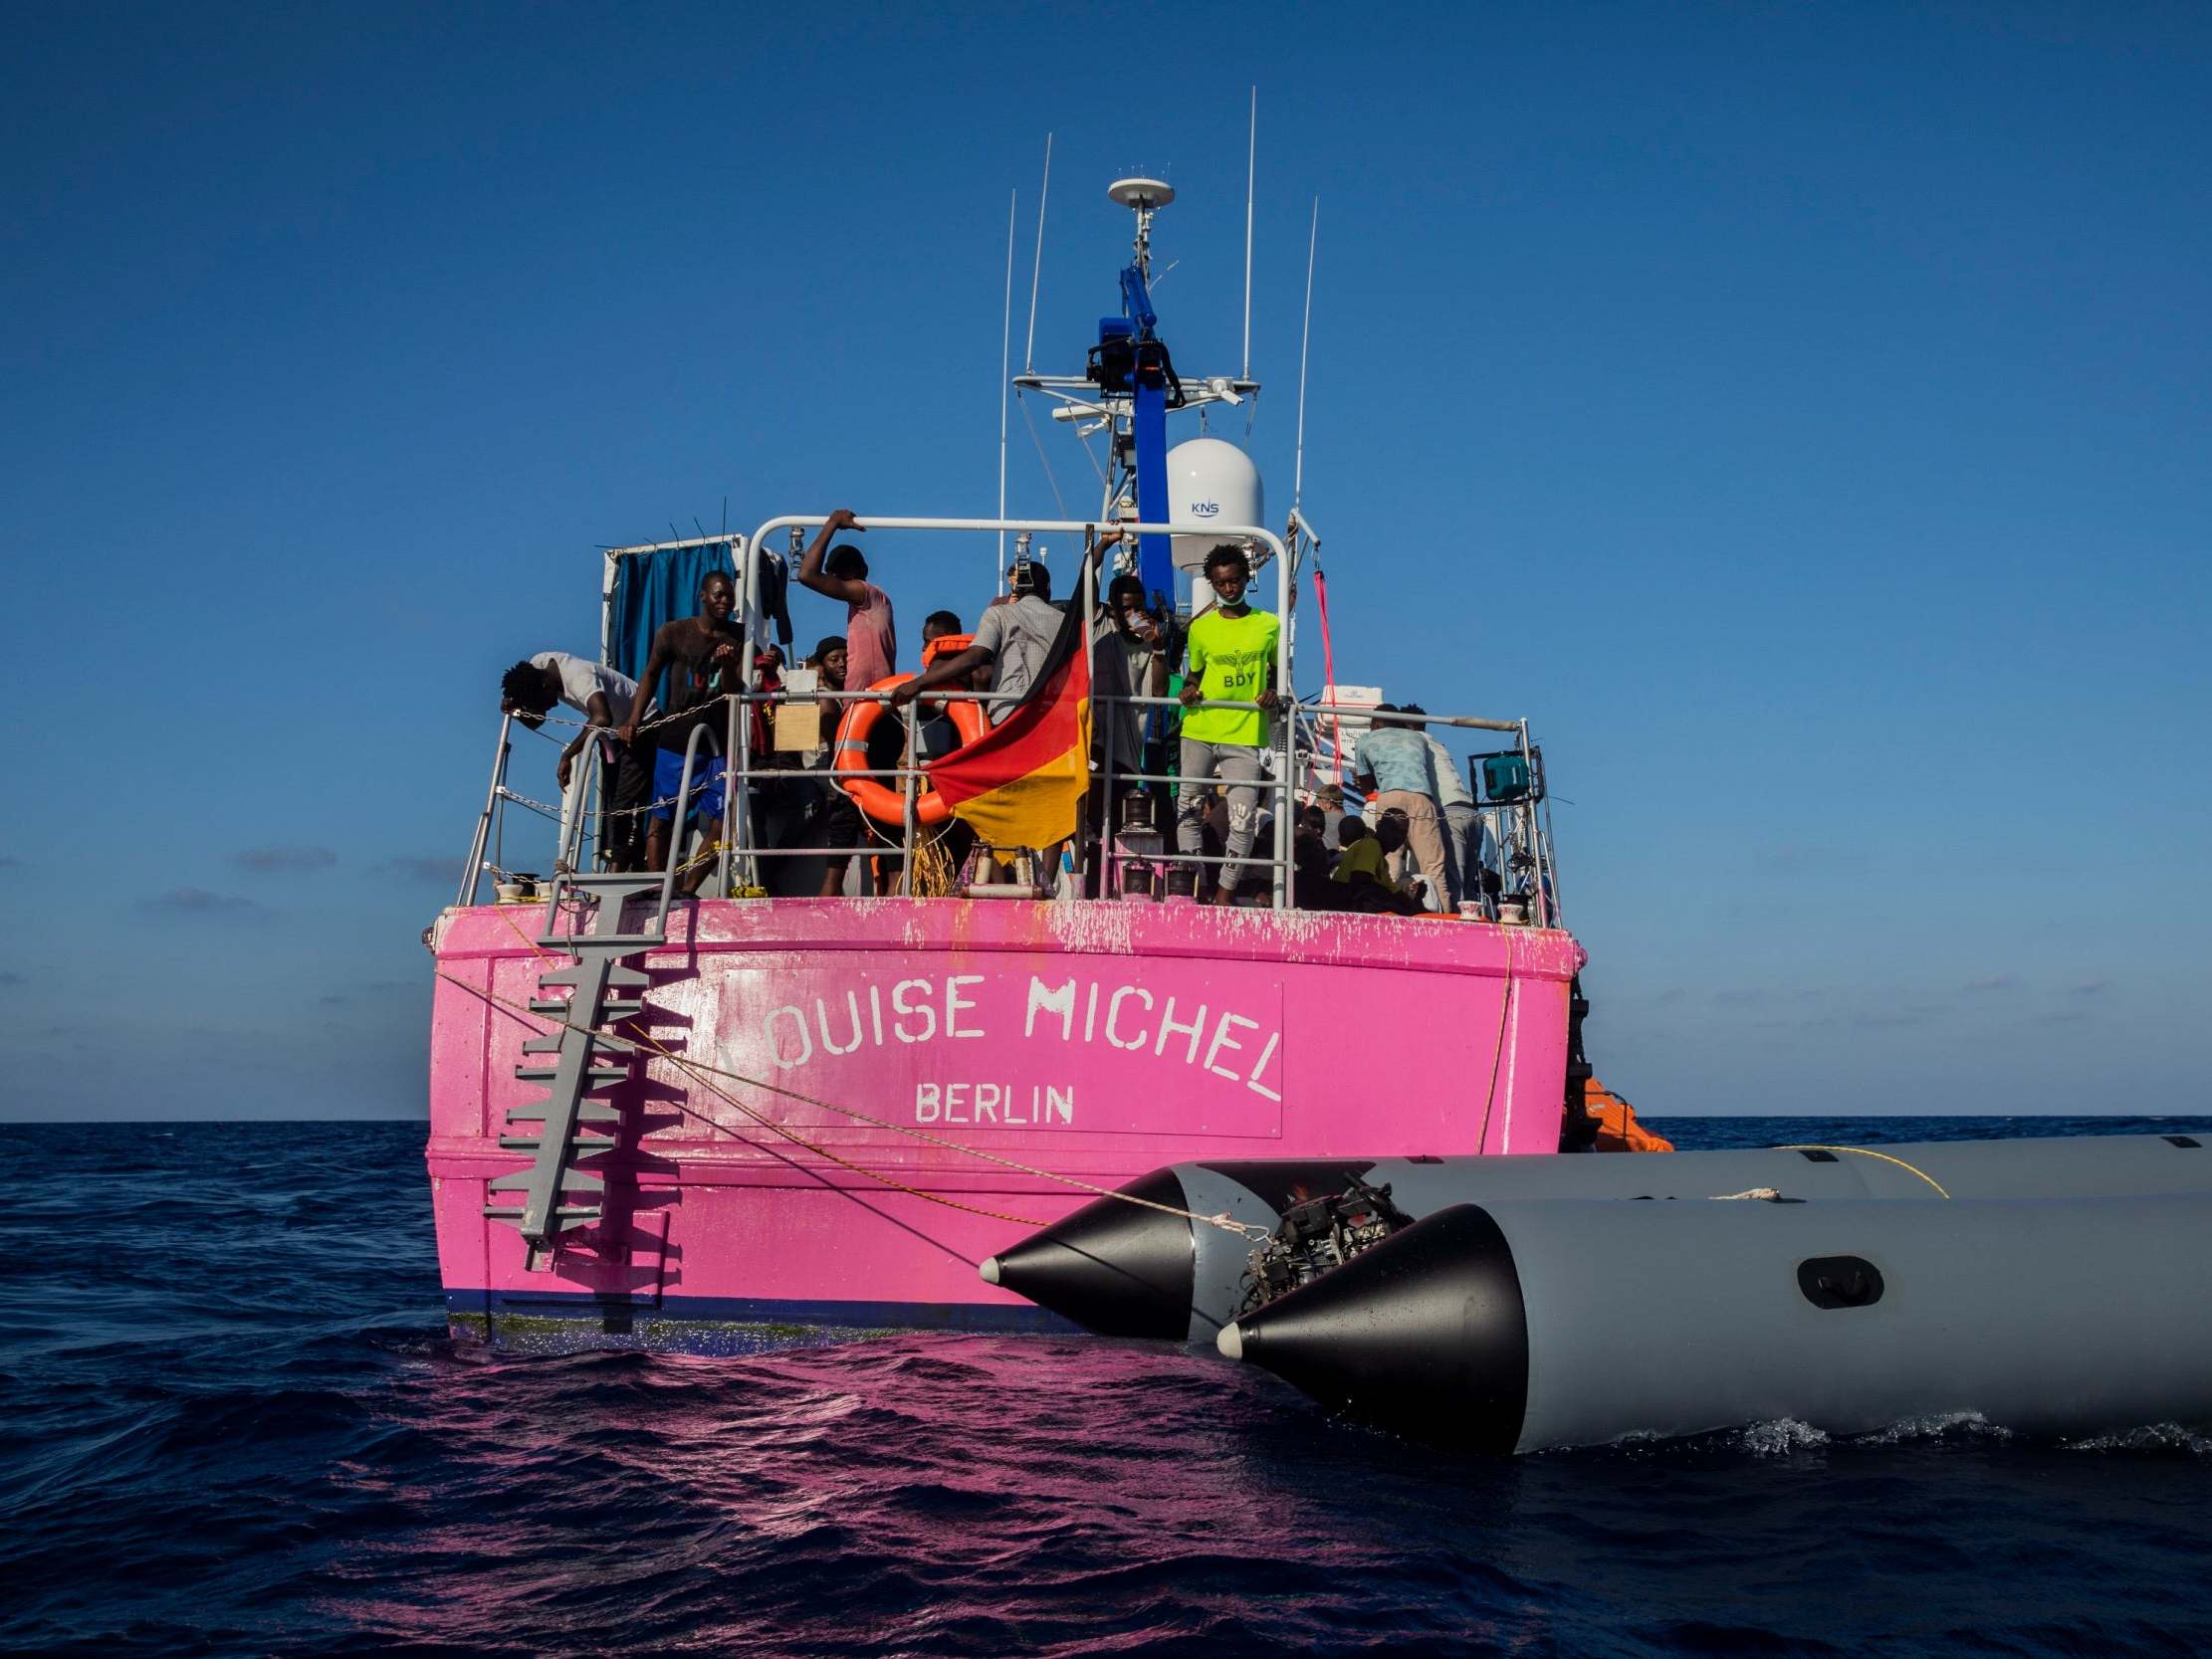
[1010,177,1260,615]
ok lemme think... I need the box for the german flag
[924,598,1092,848]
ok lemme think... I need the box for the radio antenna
[1241,88,1256,383]
[997,187,1015,577]
[1292,197,1318,511]
[1022,132,1052,375]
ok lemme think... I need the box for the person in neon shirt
[1176,543,1280,906]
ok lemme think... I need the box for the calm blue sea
[3,1115,2209,1658]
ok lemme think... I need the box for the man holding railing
[1176,543,1280,907]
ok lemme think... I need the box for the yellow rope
[1777,1144,1952,1199]
[437,968,1268,1240]
[1471,969,1515,1154]
[906,829,956,898]
[496,904,562,964]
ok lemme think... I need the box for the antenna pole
[1242,87,1256,383]
[1293,196,1318,509]
[1023,132,1052,375]
[998,187,1015,578]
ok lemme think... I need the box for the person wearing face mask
[1176,542,1280,906]
[1107,572,1180,823]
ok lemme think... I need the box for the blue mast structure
[1088,179,1184,607]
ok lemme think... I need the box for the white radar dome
[1165,438,1264,573]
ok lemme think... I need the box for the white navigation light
[1166,438,1264,572]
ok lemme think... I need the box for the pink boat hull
[425,898,1583,1350]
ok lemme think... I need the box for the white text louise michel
[738,972,1283,1128]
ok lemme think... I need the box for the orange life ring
[834,674,991,826]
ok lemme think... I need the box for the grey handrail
[457,713,514,909]
[652,721,720,933]
[461,687,1530,915]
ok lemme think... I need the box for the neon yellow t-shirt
[1182,608,1280,746]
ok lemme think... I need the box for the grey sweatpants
[1441,800,1486,909]
[1177,737,1266,893]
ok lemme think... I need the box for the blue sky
[5,4,2206,1120]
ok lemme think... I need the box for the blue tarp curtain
[607,542,739,692]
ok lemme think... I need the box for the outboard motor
[1240,1177,1412,1315]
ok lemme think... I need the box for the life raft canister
[834,671,990,826]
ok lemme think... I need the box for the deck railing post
[1273,690,1292,910]
[654,722,715,933]
[458,713,514,909]
[1273,513,1291,910]
[722,689,741,898]
[1078,541,1098,900]
[901,691,918,895]
[737,535,760,893]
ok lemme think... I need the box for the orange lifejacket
[833,674,992,827]
[1586,1078,1674,1152]
[921,632,974,667]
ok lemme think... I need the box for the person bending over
[1354,705,1449,914]
[501,652,655,871]
[1403,703,1483,909]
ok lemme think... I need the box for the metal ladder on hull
[484,872,666,1271]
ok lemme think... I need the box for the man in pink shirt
[796,508,897,695]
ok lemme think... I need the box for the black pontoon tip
[1224,1203,1532,1453]
[981,1168,1197,1341]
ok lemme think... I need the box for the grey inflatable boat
[982,1134,2212,1342]
[1216,1192,2212,1453]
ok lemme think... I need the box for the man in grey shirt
[1403,703,1486,909]
[894,555,1059,723]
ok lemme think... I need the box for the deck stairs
[484,872,666,1270]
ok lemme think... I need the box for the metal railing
[738,516,1296,905]
[453,512,1558,923]
[456,713,513,910]
[458,690,1553,923]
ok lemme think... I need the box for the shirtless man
[619,569,746,880]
